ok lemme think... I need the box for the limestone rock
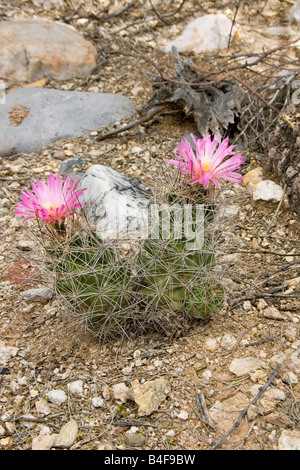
[263,306,287,320]
[130,378,171,416]
[46,389,67,406]
[249,385,286,413]
[67,380,84,396]
[20,287,54,303]
[32,426,56,450]
[243,167,288,205]
[0,19,97,83]
[251,180,288,204]
[35,398,51,416]
[229,357,266,377]
[165,14,239,54]
[80,164,150,240]
[289,0,300,25]
[209,392,249,435]
[0,341,18,365]
[278,430,300,450]
[91,397,105,408]
[113,383,130,403]
[0,87,136,157]
[264,26,293,38]
[54,419,78,448]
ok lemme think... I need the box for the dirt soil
[0,0,300,451]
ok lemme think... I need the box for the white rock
[133,350,141,359]
[229,357,266,376]
[278,430,300,450]
[284,325,298,342]
[67,380,84,396]
[54,419,78,448]
[0,341,18,365]
[121,366,133,376]
[35,398,51,416]
[205,337,219,352]
[130,378,171,416]
[91,397,105,408]
[283,370,298,385]
[264,26,293,38]
[263,306,286,320]
[80,165,150,240]
[243,300,252,311]
[251,180,288,204]
[165,429,176,438]
[177,410,189,420]
[46,389,67,406]
[32,426,56,450]
[113,383,130,403]
[220,333,236,350]
[202,369,212,381]
[289,0,300,25]
[165,14,239,53]
[257,298,268,311]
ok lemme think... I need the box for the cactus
[50,189,224,339]
[52,233,135,339]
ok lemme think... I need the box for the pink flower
[165,133,243,188]
[15,173,86,225]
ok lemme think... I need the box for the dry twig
[209,364,281,450]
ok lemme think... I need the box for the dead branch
[227,0,243,49]
[94,104,166,141]
[209,364,281,450]
[148,0,189,24]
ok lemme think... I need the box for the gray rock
[59,157,91,182]
[20,287,54,303]
[0,18,97,83]
[0,87,136,157]
[124,430,146,447]
[80,164,150,240]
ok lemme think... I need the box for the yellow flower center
[201,161,211,172]
[43,201,59,212]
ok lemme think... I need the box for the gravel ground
[0,0,299,451]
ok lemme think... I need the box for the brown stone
[0,19,97,83]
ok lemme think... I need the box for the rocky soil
[0,0,300,451]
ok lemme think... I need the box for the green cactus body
[138,215,223,320]
[54,234,134,338]
[51,190,224,338]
